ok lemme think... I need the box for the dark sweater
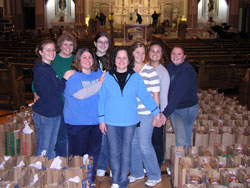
[32,60,66,117]
[162,61,198,118]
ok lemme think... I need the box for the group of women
[32,31,199,188]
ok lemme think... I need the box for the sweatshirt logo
[81,79,99,87]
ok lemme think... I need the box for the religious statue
[208,0,214,12]
[59,0,66,11]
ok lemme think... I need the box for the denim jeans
[170,104,199,151]
[55,114,68,157]
[130,114,161,181]
[107,124,136,188]
[33,112,61,160]
[97,134,110,171]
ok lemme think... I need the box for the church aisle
[95,163,172,188]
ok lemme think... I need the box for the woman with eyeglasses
[93,31,112,71]
[32,32,77,158]
[94,31,113,178]
[32,39,71,160]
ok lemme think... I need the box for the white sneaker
[166,167,171,175]
[145,178,162,187]
[96,169,105,177]
[111,183,119,188]
[129,175,145,183]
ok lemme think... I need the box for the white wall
[46,0,75,28]
[198,0,228,28]
[218,0,228,23]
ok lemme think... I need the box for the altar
[50,21,74,29]
[114,0,160,25]
[124,24,147,42]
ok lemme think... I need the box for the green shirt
[51,53,74,79]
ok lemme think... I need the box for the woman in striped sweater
[129,41,162,187]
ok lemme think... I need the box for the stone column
[13,0,23,29]
[4,0,11,16]
[183,0,188,18]
[35,0,45,28]
[187,0,198,28]
[75,0,85,25]
[228,0,239,30]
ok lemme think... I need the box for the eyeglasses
[97,41,109,45]
[43,49,56,52]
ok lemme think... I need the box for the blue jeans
[170,104,199,151]
[33,112,61,160]
[130,114,161,181]
[55,114,68,157]
[97,135,110,171]
[107,124,136,188]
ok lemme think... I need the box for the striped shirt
[137,63,160,115]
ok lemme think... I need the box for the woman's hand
[98,71,106,83]
[33,93,40,103]
[99,122,107,135]
[153,113,167,127]
[63,70,75,80]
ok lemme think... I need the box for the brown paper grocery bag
[44,168,63,186]
[68,155,84,168]
[23,166,43,187]
[0,181,18,188]
[178,157,200,188]
[221,133,235,147]
[63,167,85,188]
[5,124,20,156]
[165,132,175,160]
[208,133,222,147]
[20,123,36,156]
[170,146,186,187]
[0,124,5,155]
[0,156,17,170]
[9,166,27,187]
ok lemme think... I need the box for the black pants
[152,126,164,168]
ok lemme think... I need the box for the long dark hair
[148,41,169,66]
[72,48,98,72]
[94,31,113,71]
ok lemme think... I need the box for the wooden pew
[0,63,26,109]
[197,60,250,91]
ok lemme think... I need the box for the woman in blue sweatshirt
[161,46,199,151]
[98,46,161,188]
[63,48,105,185]
[32,39,69,160]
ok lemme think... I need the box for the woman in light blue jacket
[98,46,161,188]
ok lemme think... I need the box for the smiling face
[171,47,186,66]
[80,51,94,73]
[115,50,129,73]
[149,44,162,64]
[39,43,56,64]
[59,40,74,58]
[133,46,146,64]
[94,36,109,56]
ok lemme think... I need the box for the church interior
[0,0,250,187]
